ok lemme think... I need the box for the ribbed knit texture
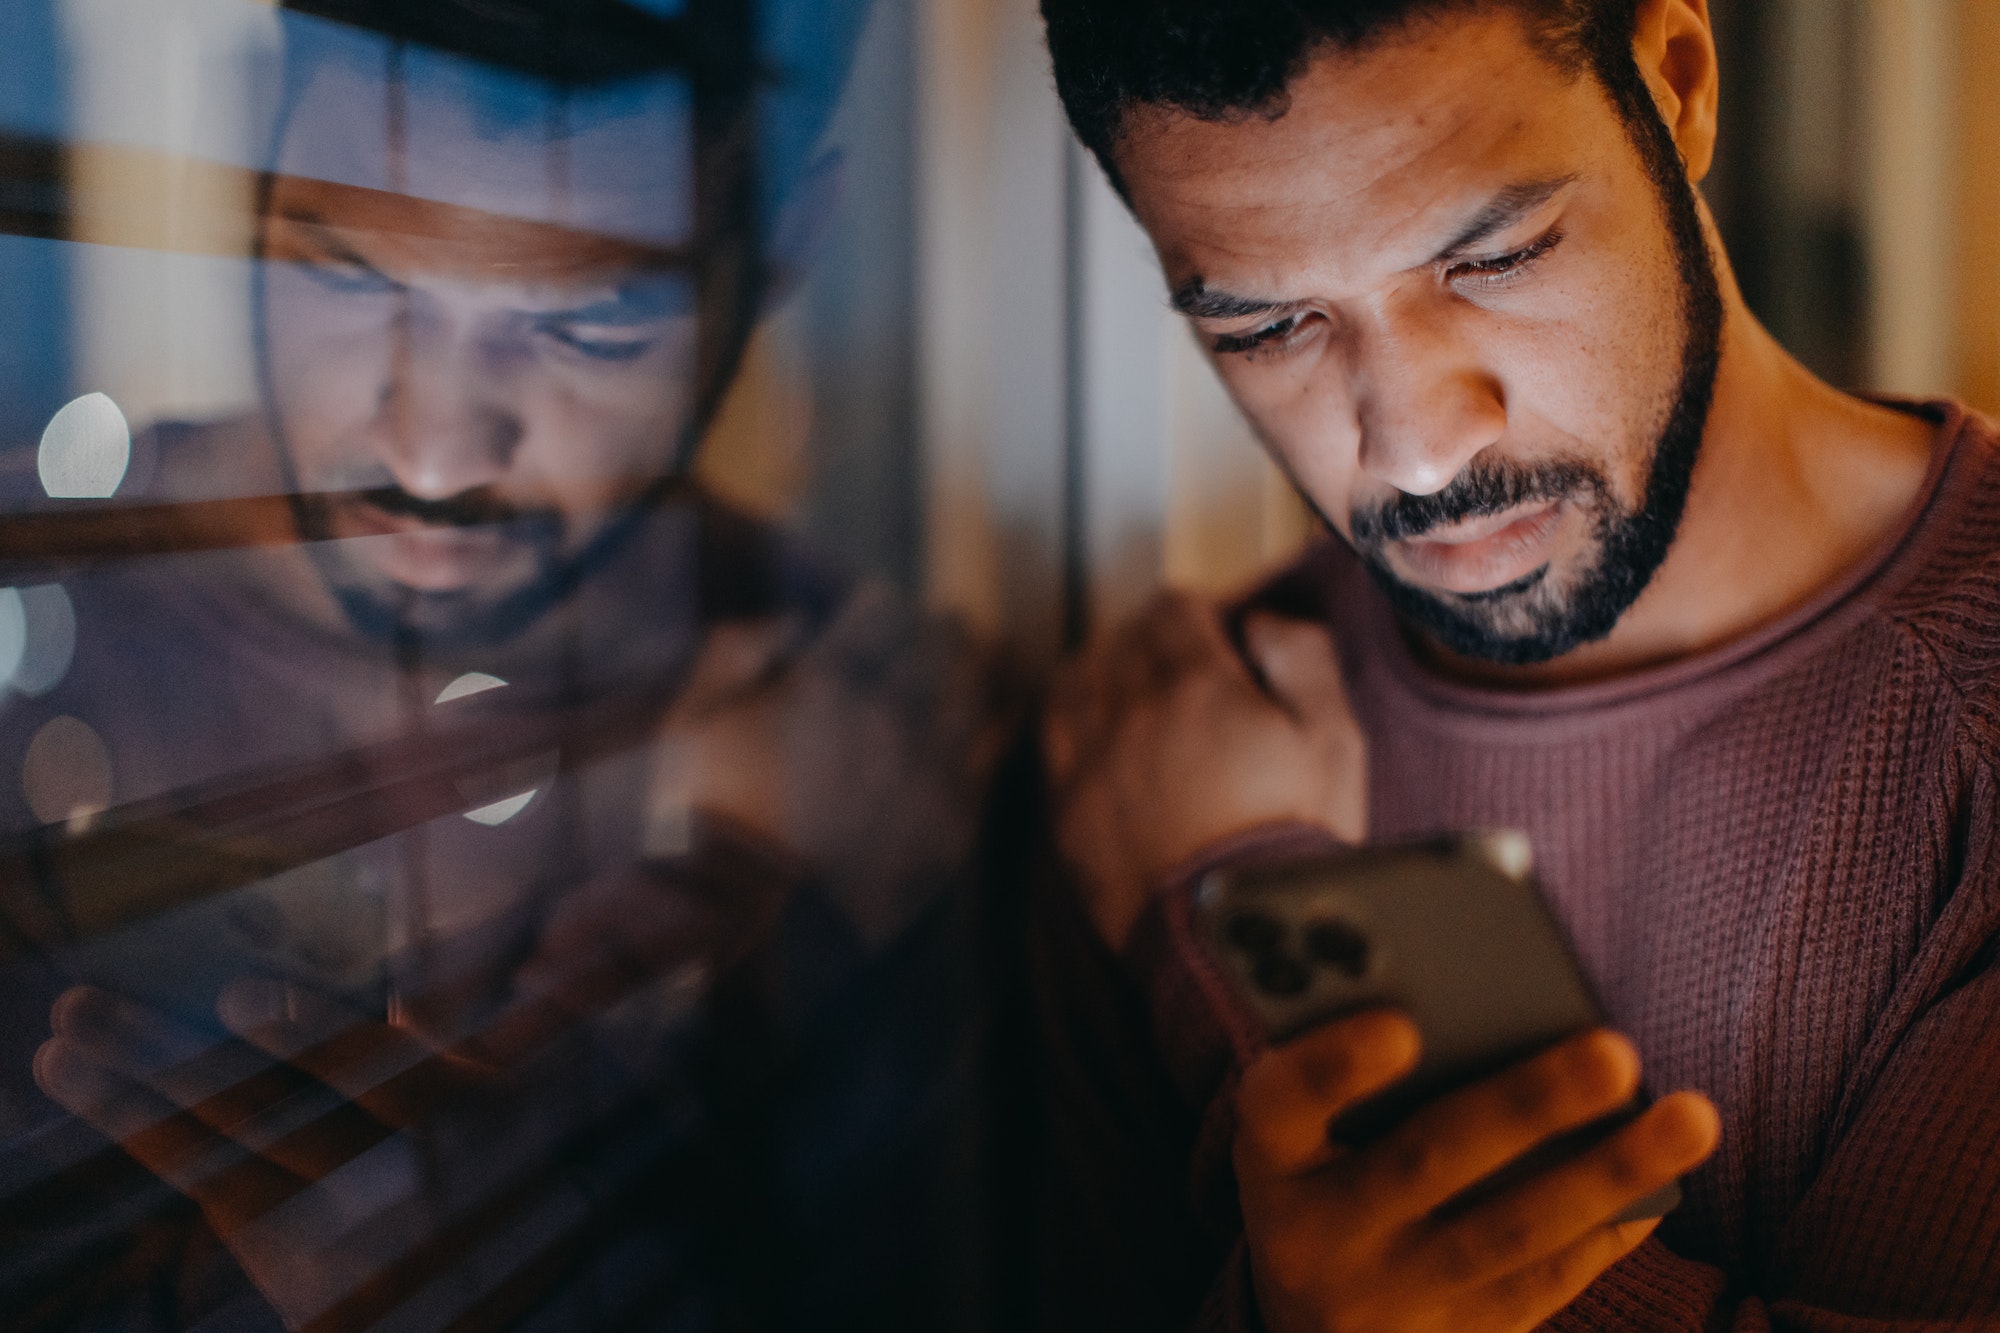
[1031,401,2000,1329]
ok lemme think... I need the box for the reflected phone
[62,854,392,1039]
[1194,832,1680,1221]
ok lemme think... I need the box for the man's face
[1114,9,1720,664]
[260,57,708,647]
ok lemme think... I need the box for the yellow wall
[1959,0,2000,414]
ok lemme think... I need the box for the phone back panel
[1195,834,1604,1144]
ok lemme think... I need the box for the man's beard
[292,485,580,654]
[1349,122,1726,667]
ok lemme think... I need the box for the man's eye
[1448,228,1565,288]
[1211,314,1304,356]
[299,260,400,296]
[539,323,656,362]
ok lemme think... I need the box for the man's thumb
[1241,612,1351,721]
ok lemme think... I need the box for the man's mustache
[354,484,541,533]
[1351,457,1605,545]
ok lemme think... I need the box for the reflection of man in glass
[266,23,719,652]
[2,4,997,1330]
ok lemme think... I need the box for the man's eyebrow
[1168,175,1579,319]
[1170,279,1298,321]
[544,276,693,324]
[1431,174,1578,262]
[278,210,371,263]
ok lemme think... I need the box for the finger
[84,981,403,1183]
[1235,1011,1420,1179]
[804,603,995,811]
[1241,612,1367,839]
[51,987,272,1115]
[1042,660,1095,786]
[1405,1091,1718,1292]
[1240,612,1350,723]
[882,616,984,738]
[809,579,913,681]
[1096,596,1179,707]
[1048,627,1130,796]
[766,584,965,750]
[37,1031,192,1148]
[35,1036,307,1232]
[49,986,211,1074]
[50,986,323,1149]
[670,616,803,720]
[1342,1029,1643,1224]
[1124,591,1238,691]
[1461,1214,1662,1332]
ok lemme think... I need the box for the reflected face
[1115,10,1720,664]
[260,58,709,647]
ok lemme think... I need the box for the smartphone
[1194,831,1680,1221]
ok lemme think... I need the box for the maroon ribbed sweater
[1030,400,2000,1330]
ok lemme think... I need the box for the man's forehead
[275,43,697,252]
[1116,8,1593,290]
[263,175,687,290]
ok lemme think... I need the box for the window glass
[0,4,1003,1330]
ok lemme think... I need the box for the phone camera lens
[1303,919,1370,978]
[1225,912,1284,955]
[1253,952,1312,997]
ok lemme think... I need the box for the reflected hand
[1043,592,1367,949]
[1235,1014,1720,1333]
[33,864,751,1330]
[650,582,1000,943]
[35,980,516,1328]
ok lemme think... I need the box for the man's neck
[1422,291,1939,689]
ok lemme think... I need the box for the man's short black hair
[279,0,874,234]
[1040,0,1728,667]
[1040,0,1646,198]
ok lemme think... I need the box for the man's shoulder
[1878,406,2000,724]
[687,488,849,628]
[1242,533,1371,625]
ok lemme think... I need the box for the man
[1032,0,2000,1328]
[0,3,998,1329]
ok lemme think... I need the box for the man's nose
[374,305,526,501]
[1351,306,1506,497]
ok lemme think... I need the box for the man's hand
[1044,592,1366,949]
[32,856,763,1329]
[1236,1013,1722,1333]
[35,980,521,1328]
[649,583,1000,945]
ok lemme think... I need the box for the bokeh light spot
[433,674,537,823]
[14,585,77,697]
[0,590,24,691]
[435,671,507,704]
[464,789,538,825]
[38,393,131,499]
[23,715,113,828]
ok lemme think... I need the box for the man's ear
[1631,0,1720,183]
[760,148,846,311]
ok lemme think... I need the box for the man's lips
[1389,501,1566,595]
[330,498,520,592]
